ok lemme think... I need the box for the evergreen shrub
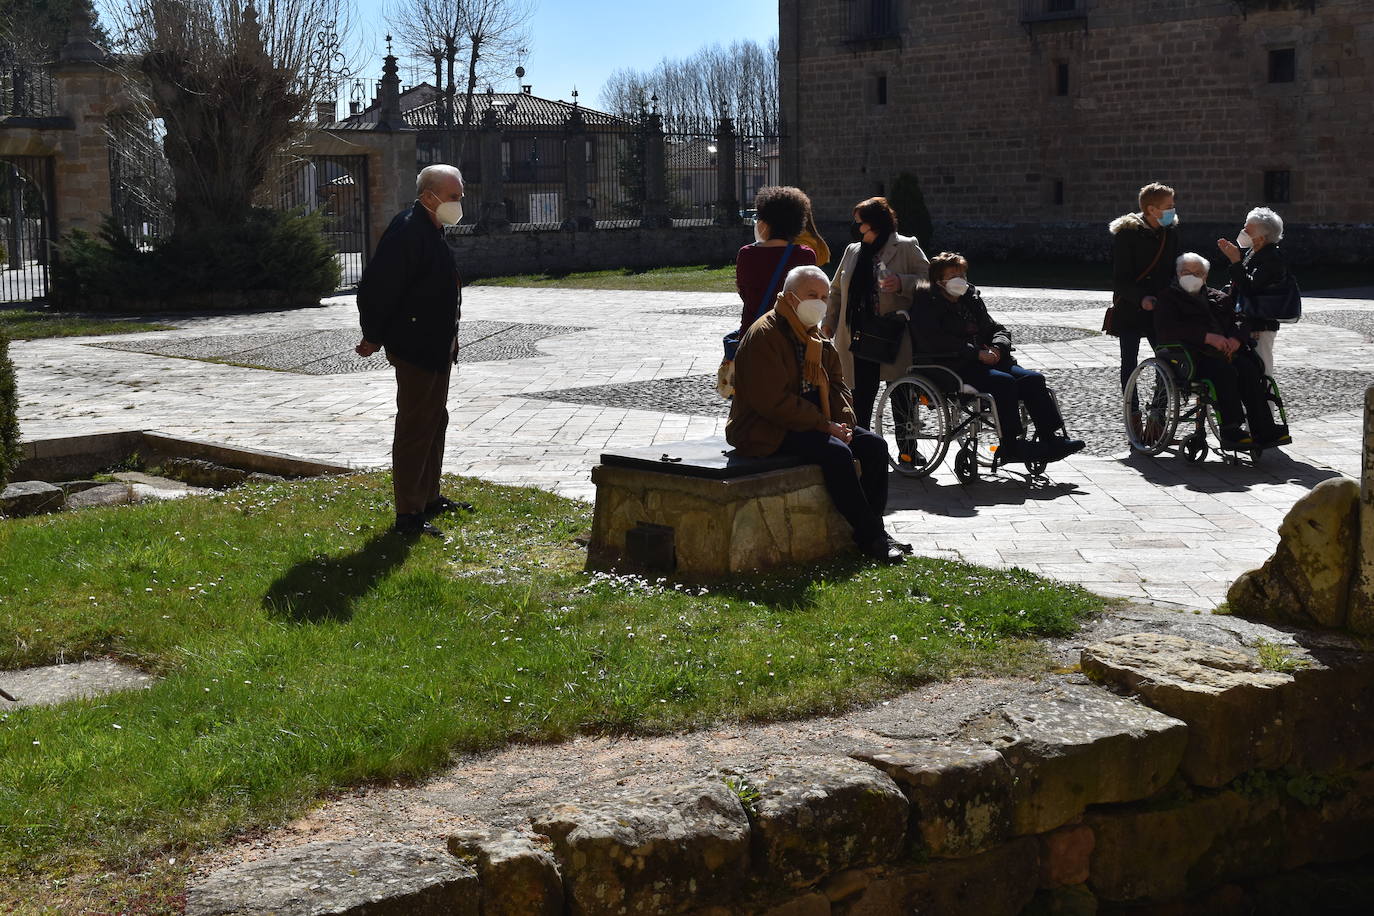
[889,172,934,251]
[52,209,341,311]
[0,330,19,486]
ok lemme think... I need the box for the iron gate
[277,154,371,288]
[0,155,56,304]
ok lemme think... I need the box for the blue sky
[350,0,779,108]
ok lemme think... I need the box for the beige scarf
[778,294,831,421]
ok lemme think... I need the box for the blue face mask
[1159,208,1177,227]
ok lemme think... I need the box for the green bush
[0,330,19,486]
[52,209,341,311]
[889,172,934,251]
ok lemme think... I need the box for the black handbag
[1241,275,1302,324]
[850,313,907,363]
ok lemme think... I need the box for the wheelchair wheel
[876,375,950,478]
[976,401,1030,470]
[954,444,978,483]
[1124,359,1180,456]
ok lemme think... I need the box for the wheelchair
[874,362,1068,483]
[1123,345,1289,465]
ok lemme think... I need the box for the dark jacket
[726,309,856,458]
[1155,281,1242,354]
[1229,243,1289,334]
[909,284,1012,373]
[1109,212,1179,337]
[357,201,461,371]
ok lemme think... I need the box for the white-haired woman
[1155,252,1288,449]
[1217,206,1290,374]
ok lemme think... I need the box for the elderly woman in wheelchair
[874,252,1083,481]
[1126,252,1290,462]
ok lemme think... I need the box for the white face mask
[1179,274,1205,294]
[942,276,970,297]
[794,297,827,327]
[435,200,464,227]
[1236,229,1254,250]
[753,221,768,245]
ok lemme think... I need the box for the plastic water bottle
[876,260,891,286]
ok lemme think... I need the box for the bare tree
[388,0,533,162]
[600,38,778,134]
[106,0,352,235]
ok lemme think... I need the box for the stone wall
[188,615,1374,915]
[779,0,1374,264]
[445,224,753,279]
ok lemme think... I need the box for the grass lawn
[471,263,738,293]
[0,308,177,341]
[468,260,1372,295]
[0,473,1103,911]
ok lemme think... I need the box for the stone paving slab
[0,659,156,708]
[11,286,1369,609]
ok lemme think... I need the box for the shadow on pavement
[1121,449,1343,494]
[263,531,415,623]
[887,470,1084,516]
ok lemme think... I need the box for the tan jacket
[726,309,857,458]
[824,233,930,385]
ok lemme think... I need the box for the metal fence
[0,64,57,118]
[664,120,783,225]
[275,153,372,287]
[108,114,174,249]
[0,156,56,304]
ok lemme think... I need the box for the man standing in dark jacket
[356,164,469,536]
[1109,182,1179,434]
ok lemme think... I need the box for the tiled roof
[338,90,630,130]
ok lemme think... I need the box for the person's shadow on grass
[263,531,415,623]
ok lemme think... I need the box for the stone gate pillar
[477,108,509,233]
[1351,385,1374,630]
[640,112,670,229]
[714,116,739,227]
[50,0,119,240]
[363,50,416,253]
[562,107,593,231]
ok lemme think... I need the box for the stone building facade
[778,0,1374,263]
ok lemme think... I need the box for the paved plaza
[12,284,1371,609]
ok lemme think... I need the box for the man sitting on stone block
[726,266,909,564]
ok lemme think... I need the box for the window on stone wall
[875,73,888,105]
[1055,62,1070,97]
[1264,170,1292,204]
[1268,48,1296,83]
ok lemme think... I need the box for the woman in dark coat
[910,252,1083,465]
[1216,206,1291,375]
[1154,252,1289,450]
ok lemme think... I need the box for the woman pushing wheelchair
[1150,252,1290,452]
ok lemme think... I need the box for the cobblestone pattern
[520,364,1370,461]
[93,322,587,374]
[1294,310,1374,343]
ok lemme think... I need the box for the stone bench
[587,436,854,576]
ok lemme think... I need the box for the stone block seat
[587,436,854,576]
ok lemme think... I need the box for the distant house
[666,138,778,220]
[338,85,636,224]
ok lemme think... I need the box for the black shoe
[862,534,906,564]
[393,512,444,537]
[1254,430,1292,449]
[995,439,1025,463]
[1044,436,1086,462]
[1218,427,1253,450]
[886,533,914,555]
[424,496,474,517]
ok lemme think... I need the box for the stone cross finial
[376,48,405,129]
[58,0,109,64]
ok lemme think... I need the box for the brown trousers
[388,353,451,516]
